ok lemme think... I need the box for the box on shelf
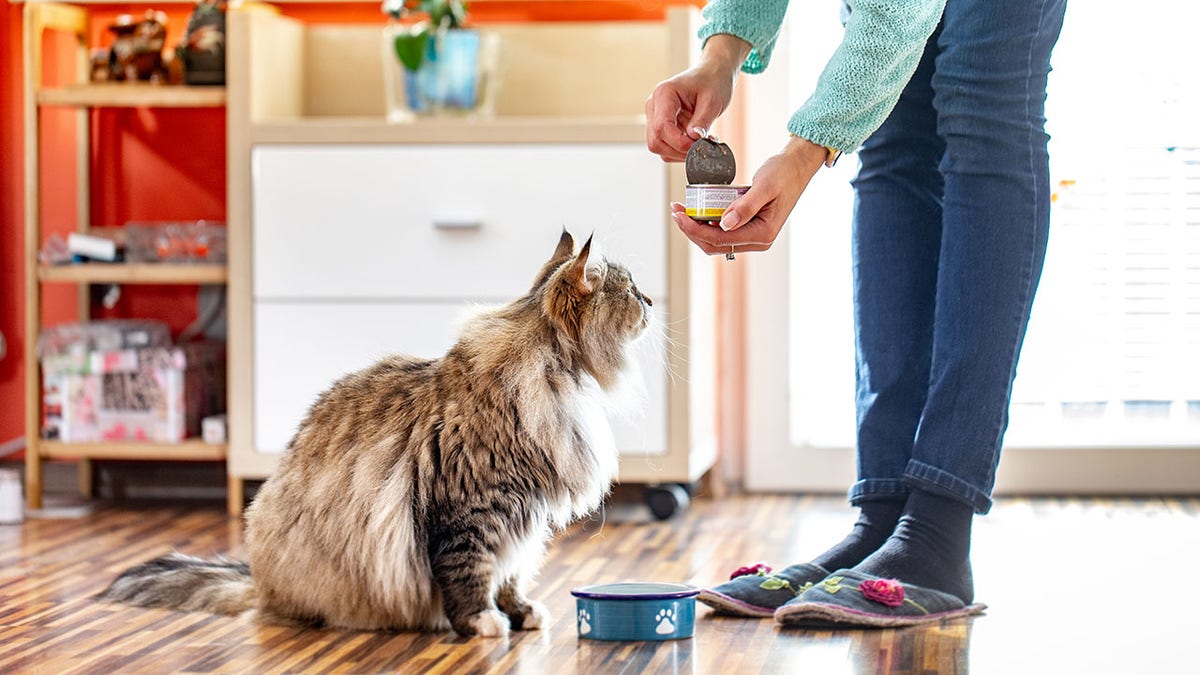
[38,321,226,443]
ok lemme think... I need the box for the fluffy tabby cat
[97,231,654,637]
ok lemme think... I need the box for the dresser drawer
[252,144,668,302]
[254,300,668,457]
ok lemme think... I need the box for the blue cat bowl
[571,582,699,641]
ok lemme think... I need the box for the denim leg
[848,29,945,507]
[903,0,1068,514]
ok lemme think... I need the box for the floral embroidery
[730,562,772,581]
[858,578,905,607]
[822,576,846,594]
[759,577,789,591]
[811,575,932,614]
[758,574,815,597]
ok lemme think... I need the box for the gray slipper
[774,569,987,628]
[697,563,830,618]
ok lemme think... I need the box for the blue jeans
[847,0,1068,514]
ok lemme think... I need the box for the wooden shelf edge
[250,115,650,145]
[39,440,227,461]
[37,83,227,109]
[39,263,228,285]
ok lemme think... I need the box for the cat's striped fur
[97,231,654,636]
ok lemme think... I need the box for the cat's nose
[641,292,653,307]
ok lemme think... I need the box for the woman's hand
[671,136,828,255]
[645,35,751,162]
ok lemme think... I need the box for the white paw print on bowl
[654,608,676,634]
[578,609,592,635]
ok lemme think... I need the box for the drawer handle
[432,219,483,231]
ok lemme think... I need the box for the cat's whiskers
[586,504,609,540]
[656,325,689,389]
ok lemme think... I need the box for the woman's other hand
[671,136,828,255]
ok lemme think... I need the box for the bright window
[784,0,1200,450]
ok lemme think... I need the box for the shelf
[39,440,227,461]
[22,0,235,513]
[39,263,228,285]
[38,83,227,109]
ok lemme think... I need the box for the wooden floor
[2,492,1197,674]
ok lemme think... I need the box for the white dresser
[226,8,715,517]
[251,143,671,459]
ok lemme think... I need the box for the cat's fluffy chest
[562,384,619,519]
[514,372,619,527]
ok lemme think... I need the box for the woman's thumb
[720,187,767,232]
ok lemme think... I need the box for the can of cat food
[685,184,750,222]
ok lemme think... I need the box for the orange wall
[2,4,25,449]
[0,1,701,454]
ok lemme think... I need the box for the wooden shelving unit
[23,1,231,511]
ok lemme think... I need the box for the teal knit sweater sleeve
[697,0,947,152]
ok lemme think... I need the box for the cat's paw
[516,600,550,630]
[463,609,510,638]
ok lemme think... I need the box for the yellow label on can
[685,184,749,222]
[685,207,729,219]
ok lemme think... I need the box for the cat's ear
[563,233,599,295]
[551,228,575,263]
[531,229,578,290]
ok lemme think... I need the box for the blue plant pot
[403,29,481,113]
[571,582,699,641]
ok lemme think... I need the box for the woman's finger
[645,88,694,161]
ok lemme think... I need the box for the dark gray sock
[810,498,906,572]
[853,489,975,604]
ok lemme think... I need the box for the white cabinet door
[254,301,668,457]
[252,144,669,303]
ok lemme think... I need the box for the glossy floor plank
[1,493,1197,673]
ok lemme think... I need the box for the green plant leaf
[393,25,430,72]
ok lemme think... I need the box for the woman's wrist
[700,34,753,80]
[781,135,831,172]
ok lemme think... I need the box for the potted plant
[382,0,490,116]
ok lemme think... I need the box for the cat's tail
[96,552,256,615]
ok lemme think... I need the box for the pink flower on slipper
[729,563,772,580]
[859,578,905,607]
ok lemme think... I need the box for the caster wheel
[644,484,690,520]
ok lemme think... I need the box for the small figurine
[178,1,227,85]
[107,11,169,82]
